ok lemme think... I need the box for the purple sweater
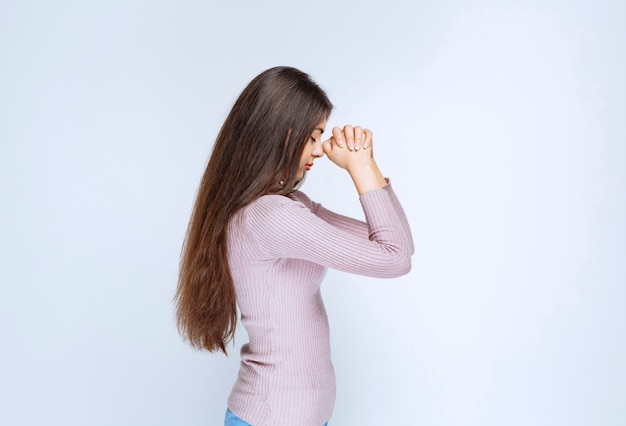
[226,183,413,426]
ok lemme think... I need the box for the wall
[1,1,624,425]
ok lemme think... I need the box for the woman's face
[297,119,326,180]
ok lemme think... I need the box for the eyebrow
[314,127,325,133]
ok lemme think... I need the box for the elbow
[398,254,412,277]
[384,251,412,278]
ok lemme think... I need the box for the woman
[175,66,414,426]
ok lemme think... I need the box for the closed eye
[310,136,317,143]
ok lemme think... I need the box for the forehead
[313,119,327,133]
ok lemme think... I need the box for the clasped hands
[322,125,374,172]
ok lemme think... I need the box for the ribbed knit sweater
[226,183,414,426]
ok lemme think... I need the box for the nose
[312,140,324,158]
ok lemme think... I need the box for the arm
[322,125,414,253]
[383,184,415,254]
[290,185,413,249]
[245,125,413,278]
[248,190,411,278]
[290,190,369,239]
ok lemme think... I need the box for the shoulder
[247,191,316,212]
[286,190,318,212]
[231,193,318,244]
[250,193,299,211]
[237,193,308,225]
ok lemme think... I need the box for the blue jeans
[225,408,329,426]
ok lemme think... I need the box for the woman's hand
[322,125,372,171]
[322,125,387,194]
[331,124,372,151]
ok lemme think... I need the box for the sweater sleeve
[382,184,415,254]
[289,191,369,239]
[242,186,412,278]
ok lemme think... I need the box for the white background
[1,1,624,425]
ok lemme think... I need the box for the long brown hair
[175,66,333,353]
